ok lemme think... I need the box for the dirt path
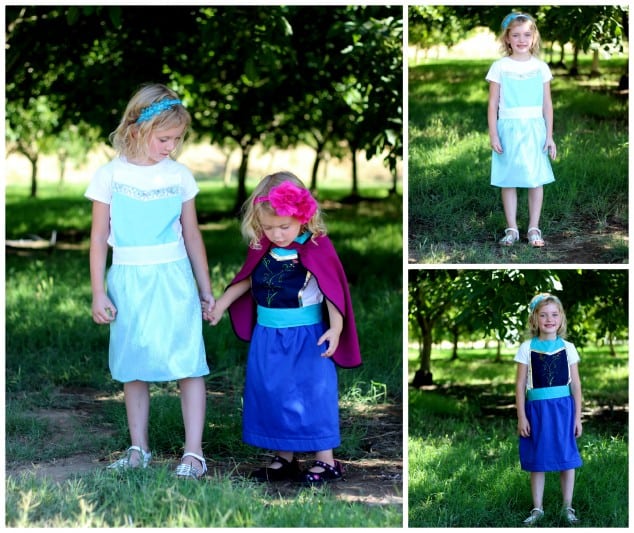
[408,219,628,264]
[7,392,403,509]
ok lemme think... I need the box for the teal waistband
[527,384,571,402]
[257,304,322,328]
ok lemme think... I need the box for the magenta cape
[227,235,362,368]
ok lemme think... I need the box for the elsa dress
[486,56,555,188]
[241,232,340,452]
[85,157,209,383]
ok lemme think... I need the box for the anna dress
[241,232,341,452]
[515,337,583,472]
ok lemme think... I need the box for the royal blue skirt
[519,395,582,472]
[242,321,340,452]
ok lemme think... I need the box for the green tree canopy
[6,6,402,202]
[409,269,628,386]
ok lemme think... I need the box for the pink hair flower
[255,181,318,224]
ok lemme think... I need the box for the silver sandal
[107,445,152,470]
[499,227,519,246]
[174,452,207,480]
[563,506,580,523]
[527,227,545,248]
[523,507,544,525]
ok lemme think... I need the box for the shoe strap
[527,227,542,237]
[128,445,146,454]
[128,446,151,460]
[272,455,293,466]
[312,460,342,475]
[181,452,207,474]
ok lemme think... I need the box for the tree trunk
[412,319,433,387]
[389,167,398,196]
[234,143,252,214]
[350,148,359,198]
[29,153,38,198]
[310,140,326,191]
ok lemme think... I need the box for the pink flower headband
[253,181,318,224]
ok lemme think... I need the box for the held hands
[207,295,229,326]
[200,292,216,323]
[92,294,117,325]
[317,327,341,358]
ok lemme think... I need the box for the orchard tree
[5,96,59,197]
[6,5,403,202]
[409,269,628,387]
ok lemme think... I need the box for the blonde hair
[109,83,191,161]
[528,293,567,338]
[498,13,541,57]
[241,171,327,249]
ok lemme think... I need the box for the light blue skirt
[106,258,209,383]
[491,117,555,188]
[242,321,340,452]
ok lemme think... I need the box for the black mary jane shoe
[298,460,344,485]
[249,455,301,482]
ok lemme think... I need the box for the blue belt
[527,384,571,402]
[257,303,322,328]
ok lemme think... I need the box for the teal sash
[527,384,571,402]
[257,303,322,328]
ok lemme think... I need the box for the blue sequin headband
[137,99,182,123]
[529,294,548,312]
[501,12,533,30]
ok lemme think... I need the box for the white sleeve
[180,166,199,202]
[565,341,580,365]
[486,60,501,83]
[540,60,553,83]
[85,163,113,204]
[514,340,531,364]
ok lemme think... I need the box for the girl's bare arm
[515,363,530,437]
[488,81,503,154]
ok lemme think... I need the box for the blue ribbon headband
[137,99,181,123]
[529,294,547,312]
[501,12,532,30]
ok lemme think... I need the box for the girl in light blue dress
[487,13,557,248]
[86,84,213,480]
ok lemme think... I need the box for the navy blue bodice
[530,338,569,388]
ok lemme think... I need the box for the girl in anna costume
[208,172,361,484]
[515,293,583,524]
